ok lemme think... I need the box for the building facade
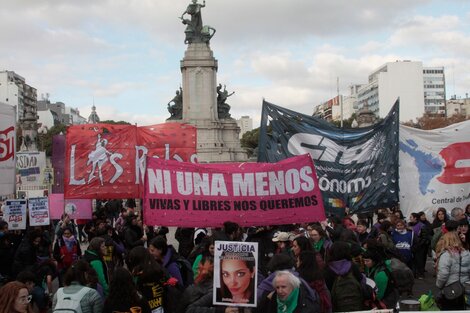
[0,70,37,121]
[236,115,253,138]
[37,97,86,127]
[423,67,446,116]
[356,61,426,122]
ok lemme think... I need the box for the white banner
[213,241,258,308]
[399,121,470,218]
[4,199,27,230]
[28,197,50,226]
[0,102,16,196]
[16,151,47,187]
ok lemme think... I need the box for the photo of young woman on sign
[213,241,258,307]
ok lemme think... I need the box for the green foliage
[100,120,131,125]
[240,127,260,157]
[41,124,67,157]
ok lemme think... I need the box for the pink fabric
[49,194,92,219]
[143,154,325,227]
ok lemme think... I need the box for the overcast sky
[1,0,469,126]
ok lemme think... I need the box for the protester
[272,231,293,257]
[307,224,332,266]
[53,225,82,284]
[83,237,109,296]
[391,219,414,267]
[55,213,77,237]
[291,236,313,263]
[435,231,470,310]
[0,281,33,313]
[432,207,448,230]
[127,246,176,313]
[12,229,42,278]
[178,256,214,313]
[0,220,13,281]
[324,241,364,312]
[377,221,395,250]
[52,260,103,313]
[148,236,184,288]
[363,248,399,309]
[175,227,195,259]
[296,251,332,313]
[355,219,370,246]
[123,214,147,249]
[103,267,150,313]
[190,236,214,279]
[258,270,319,313]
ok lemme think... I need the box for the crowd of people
[0,200,469,313]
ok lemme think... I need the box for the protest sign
[4,199,27,230]
[28,197,50,226]
[49,194,92,220]
[143,154,325,227]
[213,241,258,307]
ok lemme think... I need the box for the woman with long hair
[291,236,313,261]
[127,246,176,313]
[297,251,332,313]
[103,267,150,313]
[0,281,34,313]
[432,208,448,229]
[307,224,332,266]
[436,231,470,310]
[216,252,256,305]
[83,237,109,296]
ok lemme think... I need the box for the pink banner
[49,194,92,220]
[143,154,325,227]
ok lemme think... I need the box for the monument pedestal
[174,42,247,163]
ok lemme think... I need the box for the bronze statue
[180,0,215,44]
[217,84,234,119]
[167,87,183,120]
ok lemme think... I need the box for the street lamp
[38,125,48,151]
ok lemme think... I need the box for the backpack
[331,271,364,312]
[53,286,92,313]
[389,257,414,294]
[174,256,194,288]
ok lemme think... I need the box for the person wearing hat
[273,232,294,258]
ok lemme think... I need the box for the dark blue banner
[258,100,400,216]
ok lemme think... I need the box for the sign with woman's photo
[213,241,258,307]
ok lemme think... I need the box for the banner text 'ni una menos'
[143,154,326,227]
[65,123,196,199]
[258,100,400,216]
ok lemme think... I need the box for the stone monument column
[181,43,218,121]
[169,0,247,163]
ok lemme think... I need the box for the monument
[166,0,247,163]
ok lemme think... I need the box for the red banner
[143,154,326,227]
[65,123,196,199]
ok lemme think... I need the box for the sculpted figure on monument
[181,0,215,44]
[167,87,183,120]
[217,84,234,119]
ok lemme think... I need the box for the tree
[240,127,261,157]
[100,120,131,125]
[41,124,67,157]
[403,113,469,130]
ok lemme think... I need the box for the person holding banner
[216,251,256,305]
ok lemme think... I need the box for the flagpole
[337,77,343,128]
